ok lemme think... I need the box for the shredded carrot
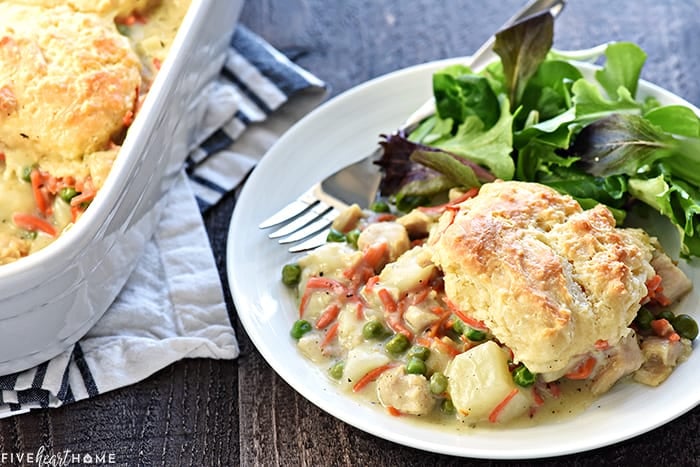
[594,339,609,350]
[377,288,397,313]
[320,322,339,349]
[415,336,433,348]
[116,12,147,26]
[444,297,487,330]
[12,213,56,237]
[651,318,674,338]
[123,110,134,127]
[565,356,596,380]
[355,301,364,320]
[418,187,479,215]
[488,388,519,423]
[546,382,561,398]
[427,311,451,338]
[0,152,4,161]
[387,406,401,417]
[433,337,460,357]
[363,242,389,270]
[669,332,681,342]
[386,317,413,339]
[352,364,394,392]
[70,177,96,207]
[298,276,347,318]
[30,169,51,216]
[372,213,397,223]
[532,388,545,407]
[364,275,380,292]
[152,57,162,71]
[315,303,341,329]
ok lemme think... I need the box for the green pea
[370,201,391,213]
[407,345,430,361]
[346,229,360,248]
[440,398,455,414]
[396,194,430,213]
[657,310,675,322]
[21,166,34,182]
[329,361,344,380]
[635,307,654,330]
[281,263,302,286]
[385,333,410,355]
[116,23,130,36]
[362,320,386,339]
[405,357,426,375]
[465,327,487,341]
[429,372,448,394]
[451,318,465,335]
[512,364,536,387]
[58,187,78,203]
[290,319,312,339]
[326,228,346,243]
[672,314,698,340]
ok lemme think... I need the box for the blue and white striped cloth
[0,25,326,417]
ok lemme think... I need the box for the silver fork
[259,0,566,252]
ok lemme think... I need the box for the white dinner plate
[227,57,700,459]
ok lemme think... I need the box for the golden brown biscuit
[430,181,655,373]
[0,3,142,179]
[9,0,161,17]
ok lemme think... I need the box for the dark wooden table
[2,1,699,465]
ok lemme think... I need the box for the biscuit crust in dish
[0,3,142,180]
[9,0,159,17]
[430,181,656,373]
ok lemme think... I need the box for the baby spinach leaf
[432,96,515,179]
[433,65,500,128]
[595,42,647,99]
[644,105,700,137]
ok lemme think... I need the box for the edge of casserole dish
[0,0,244,374]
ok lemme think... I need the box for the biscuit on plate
[430,181,655,373]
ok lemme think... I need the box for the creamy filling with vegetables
[0,0,190,265]
[282,187,696,426]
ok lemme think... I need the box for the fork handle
[402,0,566,129]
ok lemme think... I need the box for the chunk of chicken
[332,204,364,233]
[634,336,692,386]
[590,329,644,395]
[357,222,410,262]
[376,366,436,415]
[651,250,692,303]
[397,209,434,239]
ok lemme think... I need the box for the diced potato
[298,242,361,286]
[336,303,364,349]
[342,344,391,388]
[404,305,439,334]
[379,246,436,295]
[445,341,529,423]
[297,332,327,364]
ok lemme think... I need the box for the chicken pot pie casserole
[0,0,190,265]
[281,181,696,427]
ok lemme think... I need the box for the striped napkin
[0,25,327,417]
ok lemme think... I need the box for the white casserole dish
[0,0,244,375]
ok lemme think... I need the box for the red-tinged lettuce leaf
[375,132,495,197]
[493,10,554,110]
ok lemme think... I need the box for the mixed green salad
[376,11,700,258]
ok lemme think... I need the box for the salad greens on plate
[376,11,700,258]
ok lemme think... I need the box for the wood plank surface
[1,1,699,466]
